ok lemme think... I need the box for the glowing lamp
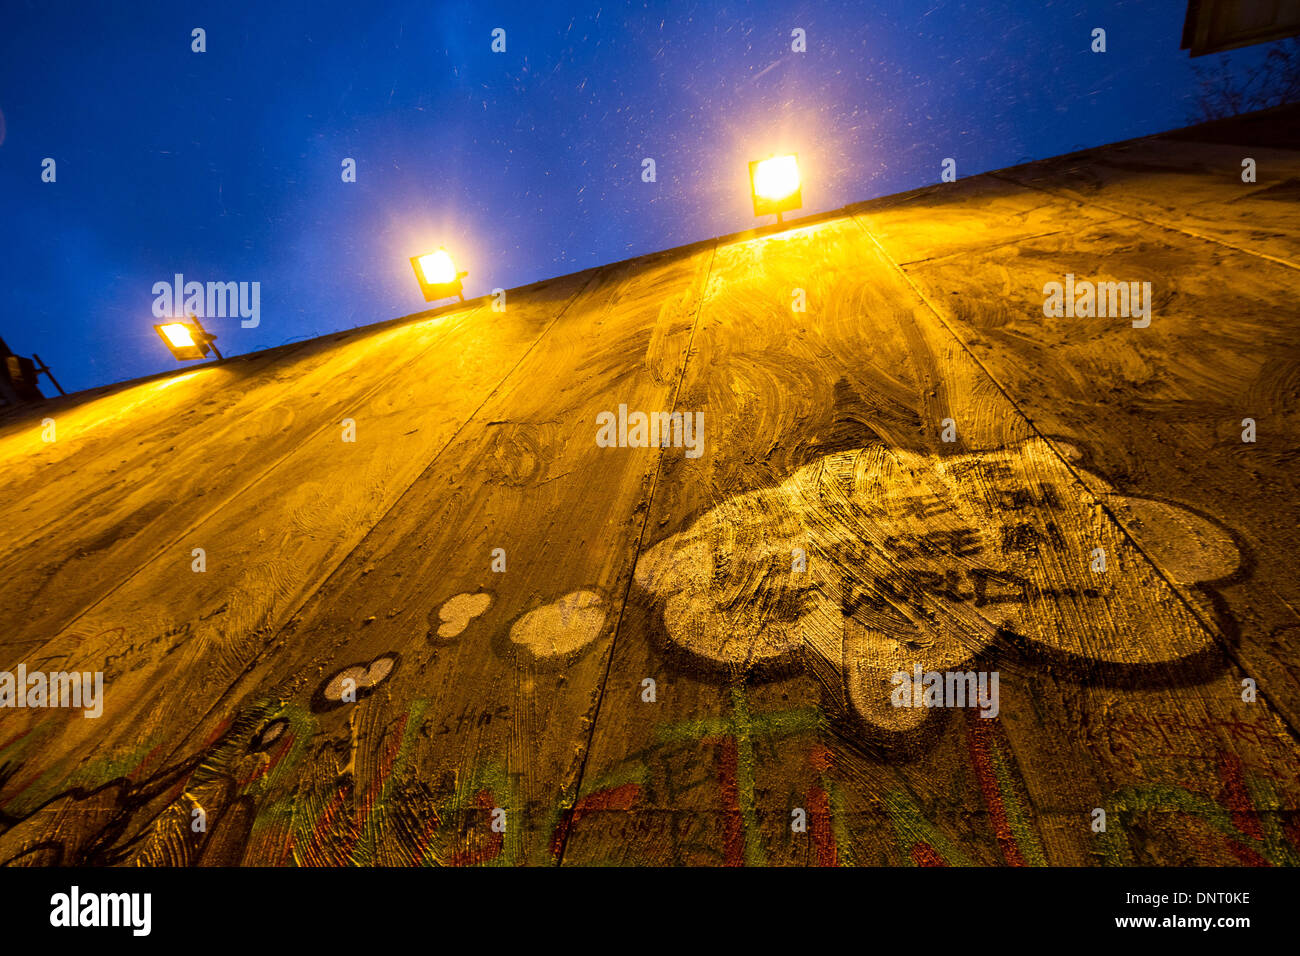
[748,154,802,223]
[410,247,468,303]
[153,317,222,361]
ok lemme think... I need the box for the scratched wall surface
[2,106,1299,867]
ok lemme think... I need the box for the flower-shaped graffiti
[634,438,1236,737]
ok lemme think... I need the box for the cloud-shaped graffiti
[634,438,1237,737]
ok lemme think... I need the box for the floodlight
[411,247,467,303]
[749,154,802,223]
[153,316,222,361]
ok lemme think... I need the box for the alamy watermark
[153,273,260,328]
[1042,274,1151,328]
[0,665,103,718]
[50,886,150,936]
[596,404,704,458]
[891,665,999,718]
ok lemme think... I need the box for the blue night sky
[0,1,1280,392]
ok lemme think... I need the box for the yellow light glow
[154,371,202,391]
[752,155,800,201]
[417,249,458,285]
[159,323,196,348]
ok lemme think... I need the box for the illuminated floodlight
[153,316,222,361]
[748,154,802,223]
[410,247,468,303]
